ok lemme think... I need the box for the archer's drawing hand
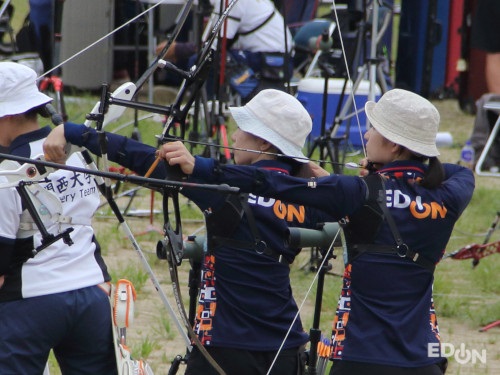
[159,141,195,175]
[359,158,383,176]
[0,275,4,289]
[43,125,68,164]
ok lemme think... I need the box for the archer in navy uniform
[0,62,117,373]
[44,89,329,374]
[158,89,475,375]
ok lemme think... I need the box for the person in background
[43,89,329,374]
[27,0,60,72]
[155,0,293,102]
[0,62,117,374]
[466,0,500,172]
[159,88,475,375]
[471,0,500,94]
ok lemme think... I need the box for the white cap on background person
[0,62,52,118]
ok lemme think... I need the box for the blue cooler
[296,77,381,148]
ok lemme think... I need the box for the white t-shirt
[209,0,293,53]
[0,135,108,300]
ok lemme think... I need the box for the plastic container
[296,77,381,147]
[436,132,453,148]
[459,140,474,169]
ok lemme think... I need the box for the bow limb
[133,0,196,98]
[445,241,500,264]
[158,0,241,140]
[77,149,193,349]
[161,227,227,375]
[153,0,243,263]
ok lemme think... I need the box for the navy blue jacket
[189,156,475,367]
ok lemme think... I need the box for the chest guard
[340,174,435,272]
[340,174,385,247]
[204,193,290,264]
[204,193,246,249]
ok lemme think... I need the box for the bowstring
[330,0,367,158]
[266,229,341,375]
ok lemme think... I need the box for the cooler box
[296,77,381,148]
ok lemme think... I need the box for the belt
[211,236,290,265]
[351,244,436,272]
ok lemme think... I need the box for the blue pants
[28,0,54,70]
[0,286,117,375]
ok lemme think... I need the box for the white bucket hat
[0,61,52,118]
[365,88,440,157]
[229,89,312,163]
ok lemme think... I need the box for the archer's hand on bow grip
[43,125,70,165]
[158,141,195,176]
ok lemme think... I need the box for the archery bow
[78,1,240,373]
[444,211,500,267]
[85,85,226,373]
[55,92,194,351]
[444,241,500,265]
[152,2,240,373]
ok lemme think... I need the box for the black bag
[260,52,286,81]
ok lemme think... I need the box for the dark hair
[409,154,444,188]
[421,157,445,188]
[268,143,303,176]
[277,155,303,176]
[24,104,49,121]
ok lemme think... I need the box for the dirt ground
[96,175,500,374]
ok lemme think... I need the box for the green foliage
[132,336,160,360]
[110,262,149,294]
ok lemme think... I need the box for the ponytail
[419,157,444,188]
